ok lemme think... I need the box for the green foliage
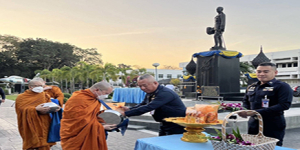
[63,97,69,104]
[108,91,114,99]
[3,89,9,95]
[63,93,72,98]
[5,94,19,101]
[0,35,101,78]
[232,127,243,141]
[63,93,72,104]
[73,47,102,65]
[170,78,181,86]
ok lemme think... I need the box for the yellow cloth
[219,50,244,57]
[44,85,64,106]
[102,102,125,110]
[60,89,107,150]
[183,75,196,80]
[15,90,55,150]
[249,73,257,78]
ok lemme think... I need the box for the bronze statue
[207,7,226,50]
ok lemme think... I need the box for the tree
[99,63,118,82]
[40,69,51,82]
[52,68,63,88]
[16,38,80,70]
[240,62,255,86]
[74,47,102,65]
[162,65,180,70]
[170,78,181,86]
[76,61,93,88]
[0,35,24,77]
[118,63,132,84]
[60,66,71,93]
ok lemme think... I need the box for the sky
[1,0,300,69]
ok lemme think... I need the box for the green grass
[6,94,19,101]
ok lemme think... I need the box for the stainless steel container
[98,110,124,125]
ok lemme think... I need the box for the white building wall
[146,69,183,80]
[108,69,183,86]
[240,49,300,87]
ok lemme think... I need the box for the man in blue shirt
[120,74,186,136]
[0,87,5,105]
[238,62,293,146]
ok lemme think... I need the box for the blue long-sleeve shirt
[243,78,293,118]
[0,88,5,100]
[125,85,186,122]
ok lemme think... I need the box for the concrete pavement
[1,99,300,150]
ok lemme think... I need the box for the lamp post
[152,63,160,81]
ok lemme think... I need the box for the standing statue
[207,7,226,50]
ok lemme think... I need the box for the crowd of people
[7,62,293,149]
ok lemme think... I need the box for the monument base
[196,51,240,94]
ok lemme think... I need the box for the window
[282,64,286,68]
[167,74,172,79]
[288,63,292,67]
[177,74,182,78]
[158,74,163,78]
[294,63,298,67]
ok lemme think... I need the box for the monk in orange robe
[33,77,64,106]
[43,85,64,106]
[60,81,116,150]
[15,79,61,150]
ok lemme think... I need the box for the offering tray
[164,117,223,143]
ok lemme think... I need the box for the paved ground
[1,99,300,150]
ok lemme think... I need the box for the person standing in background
[0,87,5,105]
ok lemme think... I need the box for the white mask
[32,87,44,93]
[98,94,108,100]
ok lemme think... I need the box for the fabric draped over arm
[44,86,64,106]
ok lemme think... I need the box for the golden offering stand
[164,117,223,143]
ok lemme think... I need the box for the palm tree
[99,63,118,82]
[118,63,132,84]
[52,68,63,89]
[76,61,93,88]
[69,66,80,93]
[61,66,71,93]
[240,62,255,86]
[89,65,104,84]
[40,69,51,82]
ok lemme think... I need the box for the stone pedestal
[196,52,240,94]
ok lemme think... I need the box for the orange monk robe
[44,85,64,106]
[15,90,55,150]
[60,89,108,150]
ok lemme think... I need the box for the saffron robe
[44,86,64,107]
[60,89,107,150]
[15,90,55,150]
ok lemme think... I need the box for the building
[109,69,183,86]
[240,49,300,87]
[146,69,183,80]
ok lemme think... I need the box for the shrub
[4,89,9,95]
[63,97,69,104]
[63,93,72,104]
[64,93,72,98]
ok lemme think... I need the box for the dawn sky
[1,0,300,69]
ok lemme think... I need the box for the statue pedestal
[196,51,240,94]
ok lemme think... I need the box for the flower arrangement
[219,102,246,112]
[208,127,254,146]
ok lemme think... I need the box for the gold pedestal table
[164,117,223,143]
